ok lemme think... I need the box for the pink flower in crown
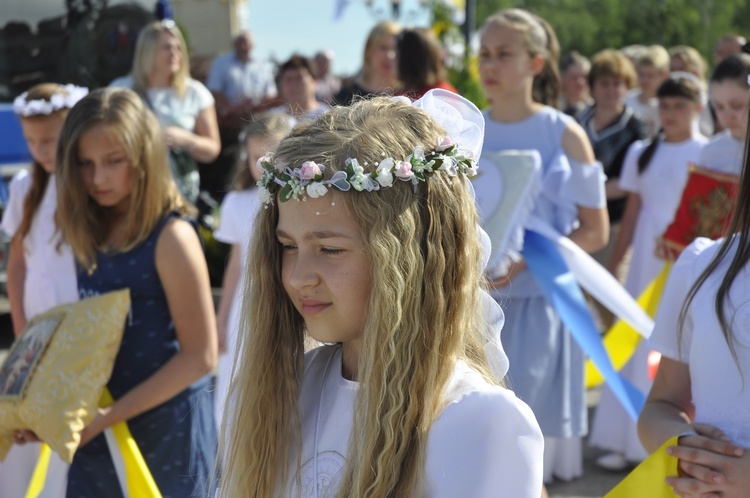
[394,160,413,180]
[299,161,322,180]
[435,136,453,152]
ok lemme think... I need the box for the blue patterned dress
[67,213,217,498]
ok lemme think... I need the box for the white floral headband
[13,84,89,117]
[255,136,478,205]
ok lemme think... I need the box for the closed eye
[321,248,343,255]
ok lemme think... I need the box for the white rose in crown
[258,186,273,204]
[376,158,395,187]
[306,182,329,198]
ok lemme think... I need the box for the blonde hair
[637,45,670,72]
[589,49,638,89]
[131,21,190,98]
[14,83,71,243]
[481,9,561,106]
[56,88,193,271]
[232,112,291,190]
[361,20,401,84]
[669,45,707,81]
[218,97,495,497]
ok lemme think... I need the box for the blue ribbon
[522,229,645,421]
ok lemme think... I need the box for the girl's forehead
[481,22,526,47]
[711,80,749,98]
[20,114,64,136]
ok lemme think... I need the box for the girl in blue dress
[55,88,218,497]
[476,8,609,484]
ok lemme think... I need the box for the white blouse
[290,345,544,497]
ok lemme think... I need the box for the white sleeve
[214,193,243,245]
[649,237,716,361]
[192,80,215,110]
[619,140,646,193]
[1,170,31,238]
[425,388,543,498]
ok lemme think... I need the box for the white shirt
[1,170,78,319]
[109,76,214,132]
[206,53,277,107]
[291,345,543,497]
[213,190,261,341]
[618,135,707,295]
[650,237,750,447]
[697,130,745,175]
[624,90,659,137]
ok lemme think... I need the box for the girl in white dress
[213,113,290,426]
[590,74,707,470]
[637,145,750,496]
[0,83,87,497]
[217,90,544,497]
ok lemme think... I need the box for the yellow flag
[605,436,679,497]
[586,263,671,388]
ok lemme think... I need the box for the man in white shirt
[206,31,277,125]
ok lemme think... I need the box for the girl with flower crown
[217,90,543,497]
[476,9,609,485]
[0,83,88,497]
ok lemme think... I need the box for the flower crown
[256,136,478,205]
[13,84,89,117]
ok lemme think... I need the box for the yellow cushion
[0,289,130,463]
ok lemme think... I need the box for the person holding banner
[52,88,217,497]
[477,9,608,484]
[590,73,707,471]
[634,52,750,498]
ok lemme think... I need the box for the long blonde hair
[219,97,495,497]
[56,88,192,271]
[131,21,190,98]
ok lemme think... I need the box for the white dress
[697,130,744,176]
[212,190,261,427]
[288,345,544,497]
[650,237,750,448]
[0,170,77,497]
[589,135,706,461]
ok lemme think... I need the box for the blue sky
[247,0,431,77]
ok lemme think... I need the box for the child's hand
[163,127,194,151]
[12,429,40,445]
[78,406,113,448]
[665,423,747,498]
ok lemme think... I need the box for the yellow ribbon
[586,263,672,388]
[25,389,162,498]
[24,443,52,498]
[605,436,679,497]
[99,388,162,498]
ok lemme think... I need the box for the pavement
[547,388,631,497]
[0,296,631,497]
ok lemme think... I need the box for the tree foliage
[474,0,750,69]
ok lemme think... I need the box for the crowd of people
[0,6,749,498]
